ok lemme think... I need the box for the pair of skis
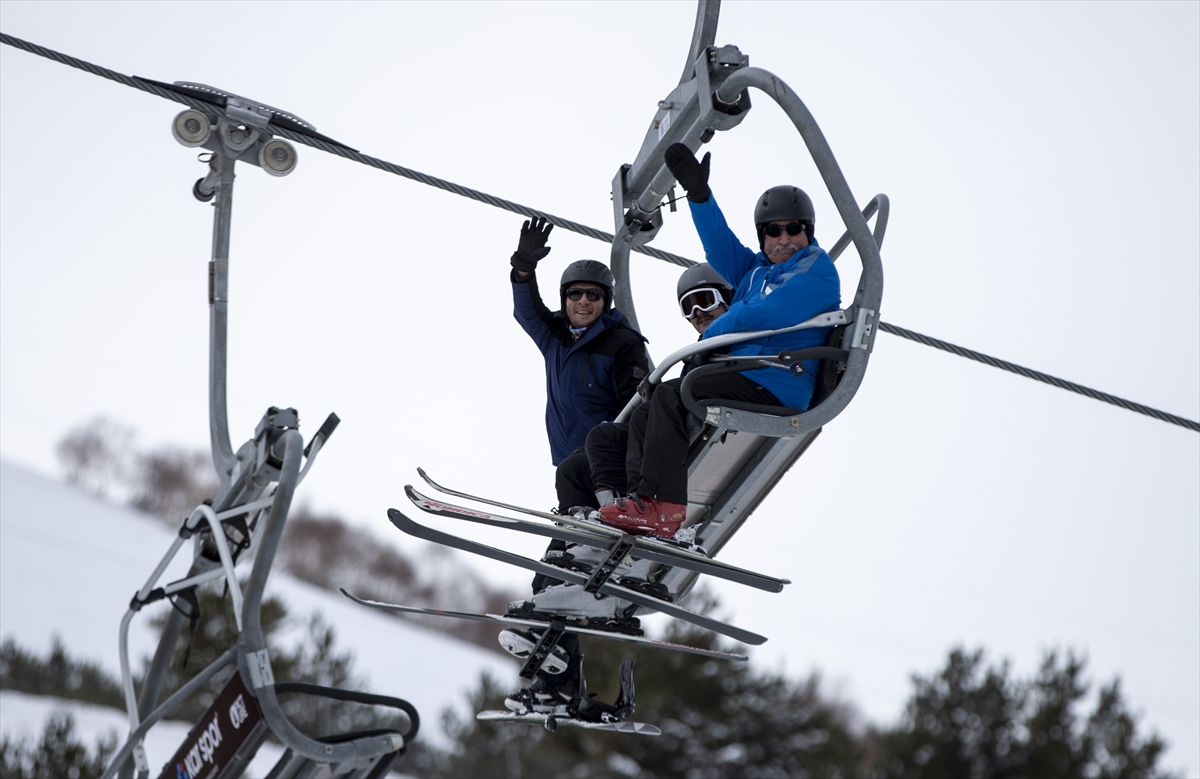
[344,469,788,735]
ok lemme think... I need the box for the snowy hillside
[0,459,516,769]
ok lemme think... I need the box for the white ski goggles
[678,287,728,319]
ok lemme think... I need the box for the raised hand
[511,216,554,274]
[664,143,711,203]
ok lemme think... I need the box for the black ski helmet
[676,262,734,307]
[754,185,815,249]
[560,260,615,312]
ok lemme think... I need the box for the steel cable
[3,32,1196,432]
[879,322,1199,431]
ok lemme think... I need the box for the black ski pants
[628,373,780,504]
[532,428,632,693]
[533,447,609,594]
[529,372,775,692]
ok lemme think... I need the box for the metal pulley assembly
[171,107,299,180]
[165,81,313,199]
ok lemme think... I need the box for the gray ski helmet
[560,260,615,311]
[754,185,815,249]
[676,262,734,306]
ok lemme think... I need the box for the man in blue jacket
[596,144,841,537]
[510,217,650,467]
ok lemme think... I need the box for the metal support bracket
[852,307,877,352]
[246,649,275,690]
[583,535,638,594]
[517,620,568,680]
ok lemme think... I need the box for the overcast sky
[1,1,1197,772]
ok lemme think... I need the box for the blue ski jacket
[688,194,841,411]
[513,271,650,465]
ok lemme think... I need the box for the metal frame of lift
[607,0,888,604]
[104,88,415,779]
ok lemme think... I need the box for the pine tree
[0,712,116,779]
[869,647,1170,779]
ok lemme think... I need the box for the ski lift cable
[2,32,1196,434]
[878,323,1198,432]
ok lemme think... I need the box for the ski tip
[416,466,427,478]
[387,507,405,525]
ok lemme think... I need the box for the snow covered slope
[0,459,517,763]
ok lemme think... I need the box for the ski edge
[340,589,749,662]
[476,711,662,736]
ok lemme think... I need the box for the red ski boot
[597,495,686,538]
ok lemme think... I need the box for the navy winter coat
[513,271,650,465]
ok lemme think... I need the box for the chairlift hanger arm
[829,194,890,261]
[679,0,722,86]
[714,66,884,313]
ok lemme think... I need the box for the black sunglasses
[762,222,806,238]
[566,288,604,302]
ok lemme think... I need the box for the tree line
[0,418,1173,776]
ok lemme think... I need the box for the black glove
[664,143,711,203]
[511,217,553,274]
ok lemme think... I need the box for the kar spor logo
[180,714,223,777]
[173,693,249,778]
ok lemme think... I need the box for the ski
[413,469,790,587]
[387,508,768,646]
[476,711,661,736]
[405,485,788,593]
[340,589,748,662]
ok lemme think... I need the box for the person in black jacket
[510,217,650,467]
[498,264,735,720]
[558,262,735,512]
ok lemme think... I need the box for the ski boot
[569,657,637,724]
[504,674,574,716]
[544,542,654,582]
[507,583,632,623]
[598,495,686,538]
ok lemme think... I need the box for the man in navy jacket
[500,263,735,719]
[510,217,650,467]
[596,144,841,538]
